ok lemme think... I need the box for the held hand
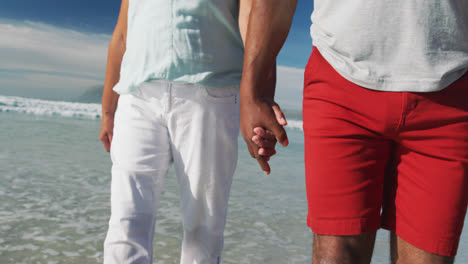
[99,114,115,152]
[252,127,280,157]
[240,96,288,174]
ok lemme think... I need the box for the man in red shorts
[240,0,468,263]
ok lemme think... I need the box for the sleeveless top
[114,0,244,94]
[310,0,468,92]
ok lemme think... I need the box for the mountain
[73,86,302,121]
[75,85,103,103]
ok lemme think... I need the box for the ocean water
[0,95,467,264]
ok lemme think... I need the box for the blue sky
[0,0,313,108]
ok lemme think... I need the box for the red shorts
[303,48,468,256]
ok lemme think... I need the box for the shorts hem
[307,215,381,236]
[381,222,460,257]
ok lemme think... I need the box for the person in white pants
[99,0,277,263]
[105,82,239,263]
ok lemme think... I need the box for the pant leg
[303,48,396,235]
[381,73,468,257]
[104,90,172,264]
[167,84,239,264]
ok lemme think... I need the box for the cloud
[0,21,109,98]
[0,20,304,107]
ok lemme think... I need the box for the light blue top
[114,0,244,94]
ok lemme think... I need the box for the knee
[105,213,155,252]
[110,213,155,238]
[183,225,224,256]
[390,233,455,264]
[313,233,376,264]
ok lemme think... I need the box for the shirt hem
[314,45,468,93]
[113,78,240,95]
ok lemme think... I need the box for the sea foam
[286,120,303,131]
[0,95,304,130]
[0,95,101,119]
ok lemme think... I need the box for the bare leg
[390,233,454,264]
[313,232,376,264]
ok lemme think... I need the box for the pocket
[114,94,135,113]
[201,87,238,104]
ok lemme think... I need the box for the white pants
[104,81,239,264]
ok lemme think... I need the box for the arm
[99,0,128,152]
[239,0,278,101]
[238,0,297,174]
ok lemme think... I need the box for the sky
[0,0,313,109]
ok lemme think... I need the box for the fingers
[253,127,275,140]
[272,104,287,126]
[240,98,289,175]
[258,148,276,156]
[271,104,288,145]
[246,142,256,158]
[256,156,271,175]
[252,134,276,149]
[253,127,265,136]
[252,127,276,149]
[247,137,272,174]
[246,132,272,174]
[269,122,289,147]
[252,128,277,159]
[253,109,289,147]
[100,134,111,152]
[100,117,114,153]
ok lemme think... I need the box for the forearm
[240,0,297,99]
[263,62,276,99]
[101,0,128,117]
[101,33,125,117]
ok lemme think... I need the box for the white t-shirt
[310,0,468,92]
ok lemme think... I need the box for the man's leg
[104,88,172,264]
[390,233,454,264]
[313,232,376,264]
[167,84,239,264]
[381,74,468,263]
[303,48,400,264]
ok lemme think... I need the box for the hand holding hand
[252,126,287,159]
[240,96,288,174]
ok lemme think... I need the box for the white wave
[285,119,303,131]
[0,95,101,119]
[0,95,305,130]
